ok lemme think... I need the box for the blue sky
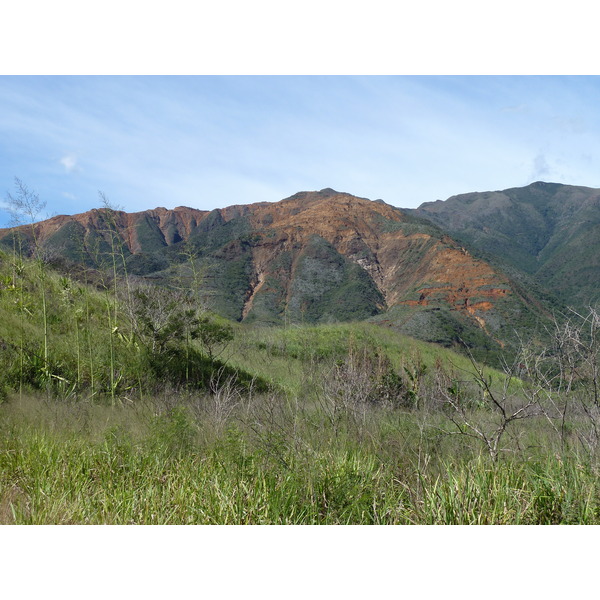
[1,75,600,227]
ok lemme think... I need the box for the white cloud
[60,154,78,173]
[62,192,76,200]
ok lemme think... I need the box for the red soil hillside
[0,188,538,352]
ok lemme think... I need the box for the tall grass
[2,392,600,524]
[0,248,264,400]
[1,242,599,524]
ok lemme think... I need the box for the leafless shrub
[314,347,377,436]
[509,307,600,455]
[435,347,537,461]
[310,345,426,442]
[240,392,300,469]
[206,368,243,430]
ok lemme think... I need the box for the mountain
[0,188,552,361]
[412,181,600,309]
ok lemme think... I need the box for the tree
[529,306,600,454]
[124,281,234,385]
[436,345,537,461]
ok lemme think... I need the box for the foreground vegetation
[3,389,600,524]
[2,301,600,524]
[1,183,599,524]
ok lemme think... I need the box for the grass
[225,321,507,396]
[1,249,599,525]
[2,392,600,524]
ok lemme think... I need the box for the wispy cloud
[551,116,586,135]
[1,75,600,228]
[501,104,527,113]
[60,154,79,173]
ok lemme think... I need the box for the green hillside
[413,181,600,308]
[0,248,264,401]
[0,244,510,402]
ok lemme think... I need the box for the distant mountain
[412,181,600,309]
[0,188,553,361]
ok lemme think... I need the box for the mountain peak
[317,187,339,196]
[529,181,560,188]
[519,181,564,194]
[282,188,344,204]
[0,184,556,356]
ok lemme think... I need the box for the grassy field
[2,388,600,525]
[1,249,600,524]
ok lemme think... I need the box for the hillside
[0,188,551,359]
[2,186,599,526]
[0,243,512,401]
[0,246,266,400]
[412,181,600,308]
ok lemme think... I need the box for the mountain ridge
[411,181,600,308]
[0,186,561,362]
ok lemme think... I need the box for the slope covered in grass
[2,392,599,525]
[225,320,508,396]
[0,248,266,400]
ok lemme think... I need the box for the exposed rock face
[412,181,600,308]
[0,188,537,348]
[25,205,209,254]
[236,191,514,332]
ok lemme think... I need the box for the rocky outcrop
[0,188,534,345]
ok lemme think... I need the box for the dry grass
[2,389,600,525]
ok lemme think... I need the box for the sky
[2,75,600,227]
[2,1,598,593]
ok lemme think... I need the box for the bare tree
[6,177,46,257]
[537,307,600,454]
[436,347,537,461]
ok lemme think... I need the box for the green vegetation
[135,214,169,253]
[227,320,502,396]
[372,210,443,237]
[413,181,600,308]
[1,181,600,524]
[285,235,384,324]
[1,245,599,523]
[0,246,261,400]
[3,374,600,524]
